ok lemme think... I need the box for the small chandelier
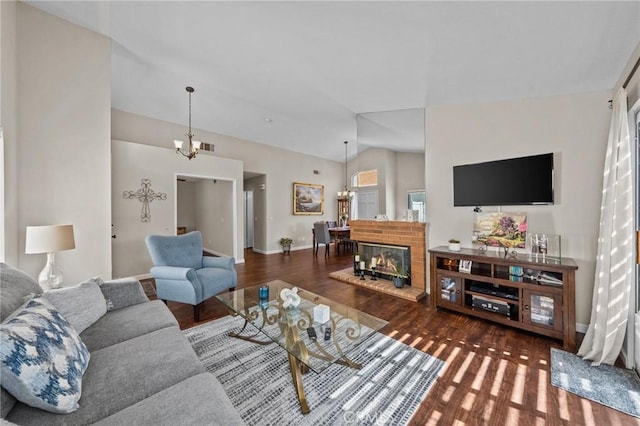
[174,86,202,160]
[337,140,355,200]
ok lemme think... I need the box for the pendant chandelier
[337,140,355,200]
[174,86,201,160]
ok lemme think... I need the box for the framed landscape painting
[473,212,527,249]
[293,182,324,215]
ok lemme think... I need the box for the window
[408,190,426,222]
[353,169,378,187]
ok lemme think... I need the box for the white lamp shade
[192,140,202,150]
[25,225,75,254]
[174,140,184,149]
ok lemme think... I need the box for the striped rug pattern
[185,315,444,425]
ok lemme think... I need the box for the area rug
[184,315,445,425]
[550,348,640,418]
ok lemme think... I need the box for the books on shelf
[509,266,524,282]
[530,295,555,326]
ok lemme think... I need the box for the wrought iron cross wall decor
[123,178,167,222]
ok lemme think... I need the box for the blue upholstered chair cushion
[145,231,204,270]
[0,297,90,413]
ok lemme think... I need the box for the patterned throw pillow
[0,297,90,413]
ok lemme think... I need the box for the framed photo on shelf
[459,260,472,274]
[293,182,324,215]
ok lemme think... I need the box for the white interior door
[357,189,379,220]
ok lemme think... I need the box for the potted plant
[391,273,406,289]
[279,237,293,254]
[448,239,461,252]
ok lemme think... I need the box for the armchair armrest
[202,256,235,271]
[99,277,149,311]
[150,266,198,281]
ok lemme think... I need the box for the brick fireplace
[347,220,427,300]
[358,242,411,284]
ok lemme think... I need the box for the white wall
[195,179,233,256]
[425,90,612,326]
[111,140,243,278]
[176,180,196,232]
[384,150,396,219]
[15,3,111,283]
[112,109,345,253]
[395,152,425,219]
[1,0,18,265]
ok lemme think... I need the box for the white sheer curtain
[578,88,634,365]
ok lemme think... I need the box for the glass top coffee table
[215,280,388,414]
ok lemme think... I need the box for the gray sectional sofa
[0,263,244,425]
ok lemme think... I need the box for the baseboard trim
[203,247,225,257]
[576,322,588,334]
[202,247,244,263]
[252,244,314,255]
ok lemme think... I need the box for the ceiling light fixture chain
[338,140,354,200]
[174,86,202,160]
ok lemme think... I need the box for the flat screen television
[453,153,554,206]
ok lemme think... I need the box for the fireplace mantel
[348,220,428,300]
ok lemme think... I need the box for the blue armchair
[144,231,237,321]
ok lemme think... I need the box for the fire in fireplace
[359,242,411,285]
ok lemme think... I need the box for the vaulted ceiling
[28,1,640,161]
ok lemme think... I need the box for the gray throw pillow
[0,263,43,323]
[98,278,149,311]
[43,278,107,333]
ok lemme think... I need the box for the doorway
[243,172,267,254]
[244,190,254,249]
[176,175,234,257]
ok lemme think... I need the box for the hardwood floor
[146,248,639,425]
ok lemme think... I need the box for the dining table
[312,226,352,255]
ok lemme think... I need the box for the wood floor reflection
[143,248,639,426]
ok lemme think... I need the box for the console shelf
[429,246,578,350]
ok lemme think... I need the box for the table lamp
[25,224,75,290]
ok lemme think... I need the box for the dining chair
[313,222,332,257]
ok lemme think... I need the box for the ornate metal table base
[228,308,362,414]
